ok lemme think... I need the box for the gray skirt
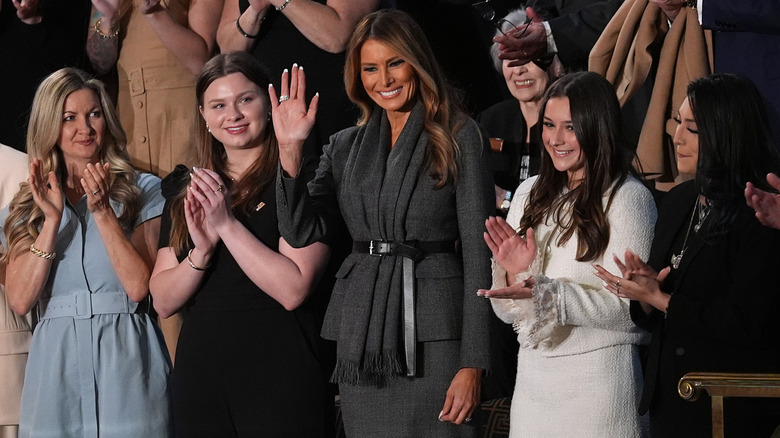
[339,339,480,438]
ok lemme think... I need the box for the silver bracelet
[187,248,210,271]
[276,0,292,11]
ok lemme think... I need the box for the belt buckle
[74,294,93,320]
[129,68,145,96]
[369,240,390,256]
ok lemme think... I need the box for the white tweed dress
[491,175,656,437]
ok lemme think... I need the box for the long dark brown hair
[167,52,278,254]
[344,9,464,188]
[518,71,634,262]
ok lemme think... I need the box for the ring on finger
[214,184,225,193]
[465,417,472,423]
[278,94,290,103]
[92,190,100,196]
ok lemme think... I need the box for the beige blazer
[0,144,31,426]
[590,0,711,185]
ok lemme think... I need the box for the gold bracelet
[94,18,119,39]
[187,248,210,271]
[30,243,56,260]
[276,0,292,11]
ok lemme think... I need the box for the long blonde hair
[2,68,140,262]
[166,52,279,254]
[344,9,464,188]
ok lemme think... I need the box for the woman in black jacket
[594,73,780,437]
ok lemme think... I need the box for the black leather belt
[353,239,458,377]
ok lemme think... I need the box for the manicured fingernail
[438,411,444,421]
[283,68,288,73]
[299,65,304,71]
[293,63,298,69]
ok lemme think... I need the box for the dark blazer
[631,181,780,437]
[530,0,623,71]
[277,106,494,371]
[702,0,780,148]
[476,99,542,192]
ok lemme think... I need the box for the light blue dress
[0,173,171,438]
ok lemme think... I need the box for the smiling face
[673,97,699,175]
[359,39,417,117]
[57,87,105,165]
[542,97,586,185]
[502,59,549,104]
[199,72,269,151]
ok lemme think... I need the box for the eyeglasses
[472,0,531,38]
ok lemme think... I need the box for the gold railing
[678,372,780,438]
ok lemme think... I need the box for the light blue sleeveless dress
[0,173,171,438]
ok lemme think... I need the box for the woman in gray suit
[271,9,493,438]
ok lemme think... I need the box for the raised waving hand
[269,64,318,178]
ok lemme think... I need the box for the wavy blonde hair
[2,68,140,262]
[344,9,464,188]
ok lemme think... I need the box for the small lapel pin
[255,201,265,211]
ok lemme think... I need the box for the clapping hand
[484,216,537,276]
[478,216,538,300]
[592,250,671,313]
[81,162,113,216]
[477,275,536,299]
[187,167,234,237]
[29,158,64,223]
[184,171,220,255]
[745,174,780,231]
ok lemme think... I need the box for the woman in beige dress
[0,143,30,438]
[86,0,223,360]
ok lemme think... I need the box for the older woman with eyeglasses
[477,8,563,213]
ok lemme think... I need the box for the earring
[206,122,211,133]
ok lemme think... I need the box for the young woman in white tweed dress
[481,71,656,437]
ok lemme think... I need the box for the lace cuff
[514,275,562,349]
[488,258,534,325]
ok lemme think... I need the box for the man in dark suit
[701,0,780,148]
[493,0,622,72]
